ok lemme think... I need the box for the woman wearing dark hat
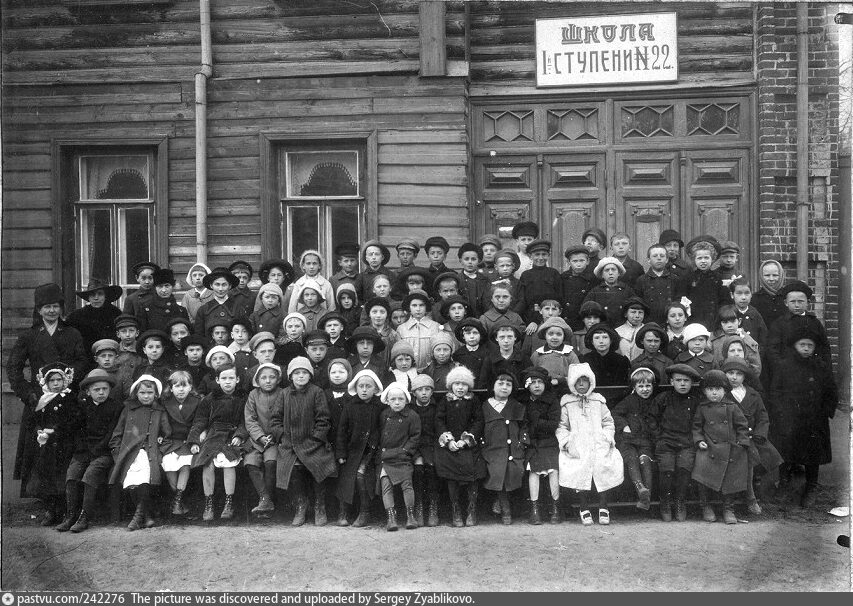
[66,278,124,355]
[8,284,88,498]
[769,326,839,506]
[138,269,190,334]
[580,323,631,408]
[193,267,240,338]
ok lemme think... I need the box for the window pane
[79,208,112,289]
[120,208,152,286]
[80,155,150,200]
[286,151,358,198]
[288,206,320,263]
[329,205,360,252]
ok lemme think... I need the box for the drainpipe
[796,3,809,281]
[195,0,213,264]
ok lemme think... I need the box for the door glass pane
[79,208,112,289]
[288,206,320,263]
[80,155,150,200]
[286,151,359,198]
[120,207,152,287]
[329,204,360,253]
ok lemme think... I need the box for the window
[57,141,166,303]
[278,143,366,266]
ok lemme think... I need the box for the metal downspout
[195,0,213,264]
[796,3,810,281]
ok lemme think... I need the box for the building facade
[1,1,846,384]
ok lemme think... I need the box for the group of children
[13,223,838,534]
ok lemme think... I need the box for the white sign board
[535,12,678,87]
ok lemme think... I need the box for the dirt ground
[2,402,851,592]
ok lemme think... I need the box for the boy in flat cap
[477,234,502,282]
[514,239,562,330]
[330,242,364,299]
[228,260,258,312]
[424,236,452,277]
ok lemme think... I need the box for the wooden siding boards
[467,1,756,96]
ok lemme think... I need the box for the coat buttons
[507,439,511,444]
[505,419,510,425]
[508,456,513,461]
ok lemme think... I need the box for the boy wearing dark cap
[659,229,690,279]
[511,221,538,278]
[228,260,258,312]
[114,315,143,399]
[122,261,160,316]
[477,234,502,282]
[318,311,348,360]
[560,245,595,331]
[457,242,490,317]
[424,236,452,276]
[581,227,607,278]
[716,241,743,287]
[179,334,209,389]
[609,233,645,289]
[765,280,832,376]
[138,269,190,334]
[514,239,562,329]
[303,330,332,389]
[330,242,363,297]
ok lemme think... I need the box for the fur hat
[252,362,282,387]
[521,366,550,386]
[511,221,538,239]
[286,356,313,378]
[593,257,626,278]
[410,374,435,392]
[701,369,729,390]
[786,324,824,347]
[536,316,572,340]
[152,268,176,287]
[204,345,235,368]
[445,366,475,390]
[347,369,383,396]
[34,283,65,309]
[80,368,117,391]
[682,323,712,343]
[380,382,411,405]
[424,236,450,253]
[76,278,123,303]
[129,374,162,397]
[429,331,456,353]
[457,242,482,261]
[659,229,684,248]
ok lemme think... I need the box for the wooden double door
[472,94,754,273]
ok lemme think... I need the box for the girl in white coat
[556,363,624,526]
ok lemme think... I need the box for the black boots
[70,510,89,533]
[385,507,398,531]
[659,471,673,522]
[465,483,478,527]
[633,481,651,511]
[291,494,307,526]
[499,492,512,525]
[127,504,146,531]
[548,496,561,524]
[202,495,215,522]
[673,468,690,522]
[171,489,188,516]
[351,476,372,527]
[220,494,235,520]
[723,495,737,524]
[529,500,542,525]
[427,499,440,527]
[405,507,418,529]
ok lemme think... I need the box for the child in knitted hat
[420,332,458,390]
[410,374,440,527]
[243,362,283,519]
[692,369,751,524]
[250,282,285,337]
[389,341,418,389]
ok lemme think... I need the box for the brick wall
[756,2,842,366]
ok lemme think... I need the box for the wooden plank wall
[468,1,756,96]
[1,0,469,386]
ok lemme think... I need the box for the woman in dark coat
[8,283,88,496]
[769,328,838,506]
[270,357,337,526]
[580,323,631,408]
[335,369,384,526]
[66,278,124,357]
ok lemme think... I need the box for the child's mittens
[448,441,460,452]
[438,432,455,448]
[36,430,49,447]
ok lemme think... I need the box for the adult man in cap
[122,261,160,316]
[7,283,88,496]
[67,277,124,354]
[511,221,538,278]
[228,260,258,313]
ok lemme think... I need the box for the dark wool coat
[346,355,392,389]
[631,352,673,386]
[108,399,172,486]
[187,388,249,468]
[478,307,524,336]
[250,306,284,338]
[691,398,751,494]
[229,286,257,318]
[130,359,173,390]
[123,288,154,317]
[560,271,597,330]
[66,303,123,356]
[766,312,832,375]
[665,257,691,280]
[376,406,421,486]
[580,350,631,407]
[478,348,530,390]
[619,256,645,289]
[752,289,786,330]
[181,363,209,393]
[665,333,688,361]
[634,269,686,326]
[435,394,484,482]
[271,383,337,487]
[674,350,715,378]
[735,305,769,348]
[20,392,77,498]
[683,269,729,330]
[582,282,637,327]
[8,319,88,481]
[72,394,123,459]
[650,388,702,450]
[421,360,456,393]
[769,354,837,465]
[335,395,383,503]
[274,341,307,371]
[161,393,202,456]
[521,392,560,472]
[244,388,282,452]
[138,295,190,334]
[324,387,349,451]
[452,344,489,380]
[515,266,563,323]
[731,386,784,472]
[460,271,492,318]
[193,297,241,338]
[412,399,438,466]
[611,392,656,450]
[478,399,529,492]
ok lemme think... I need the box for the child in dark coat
[691,370,751,524]
[514,239,563,328]
[376,382,422,531]
[336,369,384,527]
[480,371,529,526]
[582,257,636,327]
[682,238,729,331]
[109,374,172,531]
[271,357,337,526]
[160,370,202,516]
[188,364,249,522]
[674,323,714,378]
[612,367,658,512]
[580,323,631,408]
[520,366,561,525]
[650,364,702,522]
[242,362,283,519]
[451,318,489,383]
[631,323,673,385]
[324,358,353,525]
[410,374,439,527]
[436,366,484,527]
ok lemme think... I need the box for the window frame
[53,137,169,306]
[259,130,378,263]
